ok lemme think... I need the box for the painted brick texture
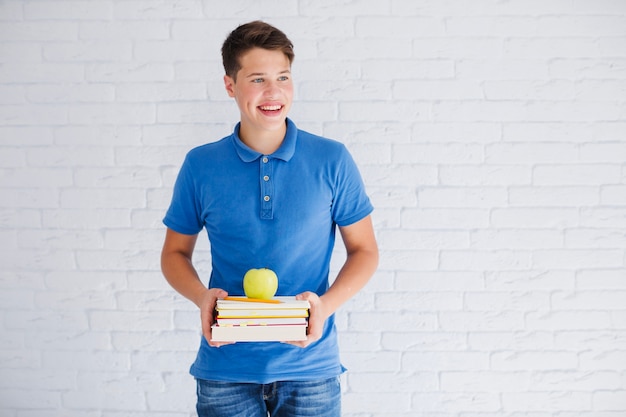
[1,1,625,416]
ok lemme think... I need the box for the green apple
[243,268,278,299]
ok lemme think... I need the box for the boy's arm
[161,228,229,347]
[290,214,379,347]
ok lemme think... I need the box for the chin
[261,116,288,129]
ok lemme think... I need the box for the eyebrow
[244,69,291,79]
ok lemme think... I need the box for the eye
[278,76,289,82]
[252,78,264,83]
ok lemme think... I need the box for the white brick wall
[1,0,625,416]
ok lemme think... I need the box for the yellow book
[215,296,310,319]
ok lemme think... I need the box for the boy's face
[224,48,293,138]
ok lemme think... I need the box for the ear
[224,75,236,98]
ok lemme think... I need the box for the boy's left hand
[284,291,328,348]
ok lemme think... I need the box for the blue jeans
[196,377,341,417]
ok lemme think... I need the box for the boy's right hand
[197,288,233,347]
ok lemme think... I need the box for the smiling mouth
[259,105,283,112]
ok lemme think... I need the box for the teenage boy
[161,21,378,417]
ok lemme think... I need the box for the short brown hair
[221,21,295,80]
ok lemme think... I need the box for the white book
[211,323,307,342]
[216,296,310,310]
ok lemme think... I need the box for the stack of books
[211,296,310,342]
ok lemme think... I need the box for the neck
[238,121,287,155]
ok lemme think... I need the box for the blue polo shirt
[163,118,373,383]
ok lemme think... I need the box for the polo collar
[231,118,297,162]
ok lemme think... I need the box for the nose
[264,80,281,97]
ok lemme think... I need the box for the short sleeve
[331,145,374,227]
[163,153,204,235]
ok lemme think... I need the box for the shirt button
[264,196,270,202]
[262,157,269,163]
[263,175,269,181]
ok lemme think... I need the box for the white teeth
[260,105,281,111]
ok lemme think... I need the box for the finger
[214,288,229,300]
[205,318,237,348]
[295,291,315,301]
[282,339,309,348]
[209,339,236,348]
